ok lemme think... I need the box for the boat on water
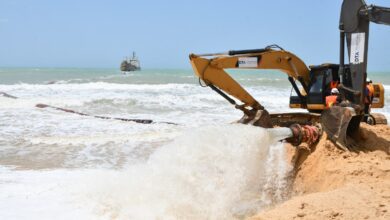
[120,52,141,73]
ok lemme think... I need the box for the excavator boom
[339,0,390,108]
[321,0,390,148]
[190,47,310,112]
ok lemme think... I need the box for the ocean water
[0,68,388,219]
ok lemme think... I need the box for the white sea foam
[0,125,292,219]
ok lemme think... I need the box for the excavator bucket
[321,106,361,151]
[237,109,273,128]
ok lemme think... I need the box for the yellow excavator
[189,0,389,150]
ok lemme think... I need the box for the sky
[0,0,389,70]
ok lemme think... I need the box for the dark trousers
[364,104,370,121]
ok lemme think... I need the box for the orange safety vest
[365,84,374,104]
[330,81,338,89]
[368,84,374,96]
[326,95,338,108]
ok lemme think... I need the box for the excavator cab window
[307,65,340,105]
[310,74,324,93]
[307,70,325,105]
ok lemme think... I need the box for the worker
[364,78,374,121]
[326,88,341,109]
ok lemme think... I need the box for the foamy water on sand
[0,68,388,219]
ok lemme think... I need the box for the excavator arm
[321,0,390,149]
[189,47,322,144]
[339,0,390,108]
[365,4,390,25]
[189,47,310,114]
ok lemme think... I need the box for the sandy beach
[252,124,390,220]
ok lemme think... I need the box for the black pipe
[228,48,269,56]
[209,84,236,105]
[0,92,18,99]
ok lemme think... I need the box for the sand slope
[251,124,390,220]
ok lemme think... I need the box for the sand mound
[251,124,390,220]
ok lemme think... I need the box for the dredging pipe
[270,124,323,146]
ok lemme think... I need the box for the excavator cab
[289,64,341,111]
[310,65,340,108]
